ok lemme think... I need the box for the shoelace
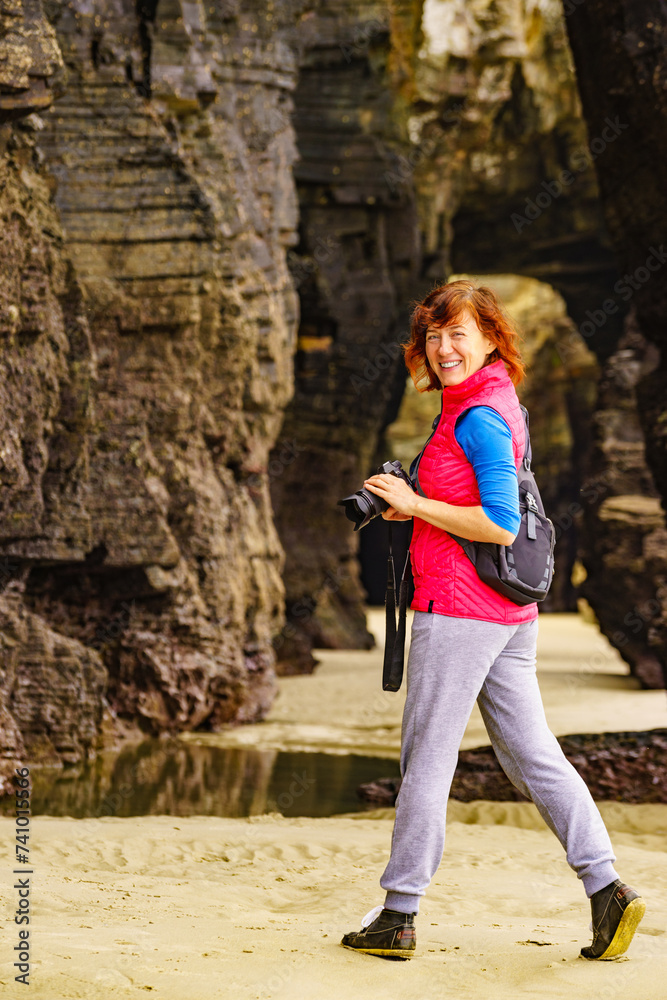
[361,904,384,928]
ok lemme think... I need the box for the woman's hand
[363,474,416,519]
[381,506,413,522]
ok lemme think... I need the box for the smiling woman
[404,279,525,390]
[342,278,645,964]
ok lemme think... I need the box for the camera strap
[382,523,413,692]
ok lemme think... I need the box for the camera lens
[338,488,386,530]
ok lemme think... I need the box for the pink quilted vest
[410,359,539,624]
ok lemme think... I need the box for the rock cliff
[268,1,423,673]
[0,4,108,785]
[0,0,307,786]
[563,0,667,686]
[578,313,665,688]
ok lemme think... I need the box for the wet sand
[4,611,666,999]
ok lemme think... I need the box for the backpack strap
[517,404,538,536]
[448,406,533,566]
[519,404,532,471]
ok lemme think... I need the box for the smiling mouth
[439,361,461,369]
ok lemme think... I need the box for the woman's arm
[410,495,516,545]
[364,477,515,545]
[363,406,520,546]
[454,407,521,540]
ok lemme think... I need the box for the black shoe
[341,905,417,960]
[580,880,646,960]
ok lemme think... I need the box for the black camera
[338,460,413,531]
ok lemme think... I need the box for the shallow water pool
[1,741,400,819]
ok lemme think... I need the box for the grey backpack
[447,406,555,606]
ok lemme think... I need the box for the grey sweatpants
[380,612,619,914]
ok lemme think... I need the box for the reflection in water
[0,742,400,819]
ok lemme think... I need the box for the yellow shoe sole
[597,897,647,960]
[341,944,415,960]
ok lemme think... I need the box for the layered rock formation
[269,1,422,672]
[0,3,107,790]
[0,0,307,783]
[561,1,667,686]
[429,0,622,356]
[29,1,303,734]
[0,0,63,121]
[577,313,665,687]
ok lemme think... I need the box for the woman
[341,280,645,961]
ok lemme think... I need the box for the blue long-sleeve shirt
[454,406,521,536]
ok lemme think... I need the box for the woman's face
[425,310,496,387]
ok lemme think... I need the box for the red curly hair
[403,279,526,390]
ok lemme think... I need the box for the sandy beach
[3,612,666,999]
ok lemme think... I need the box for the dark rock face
[0,0,306,778]
[563,1,667,686]
[29,1,305,730]
[1,581,107,772]
[269,2,422,673]
[0,9,105,790]
[578,314,666,687]
[358,730,667,805]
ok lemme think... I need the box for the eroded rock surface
[563,1,667,687]
[0,0,63,121]
[358,729,667,805]
[30,1,305,730]
[0,7,106,789]
[269,1,422,673]
[578,315,666,687]
[1,1,306,780]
